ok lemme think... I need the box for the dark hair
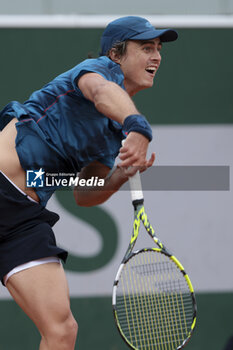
[106,40,128,58]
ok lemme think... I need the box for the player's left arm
[73,156,154,207]
[73,160,128,207]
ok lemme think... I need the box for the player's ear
[108,48,122,64]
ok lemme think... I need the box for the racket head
[112,248,196,350]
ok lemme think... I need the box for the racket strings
[115,251,194,350]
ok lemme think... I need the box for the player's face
[118,38,162,96]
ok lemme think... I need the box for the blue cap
[100,16,178,56]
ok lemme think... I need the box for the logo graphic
[26,168,45,187]
[145,21,153,29]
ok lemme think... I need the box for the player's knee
[43,313,78,349]
[58,314,78,347]
[63,315,78,342]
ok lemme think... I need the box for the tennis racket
[112,168,197,350]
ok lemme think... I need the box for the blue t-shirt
[0,56,125,206]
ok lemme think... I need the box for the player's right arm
[78,73,154,169]
[78,73,138,124]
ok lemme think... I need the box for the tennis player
[0,16,177,350]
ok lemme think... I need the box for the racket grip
[121,139,144,202]
[128,171,144,202]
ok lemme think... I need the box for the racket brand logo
[26,168,45,187]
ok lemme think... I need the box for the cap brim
[130,28,178,42]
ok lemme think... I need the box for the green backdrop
[1,293,233,350]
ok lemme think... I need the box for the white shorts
[3,256,61,285]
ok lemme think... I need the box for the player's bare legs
[6,263,78,350]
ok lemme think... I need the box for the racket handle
[121,139,144,202]
[128,171,144,202]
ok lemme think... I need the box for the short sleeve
[70,56,125,93]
